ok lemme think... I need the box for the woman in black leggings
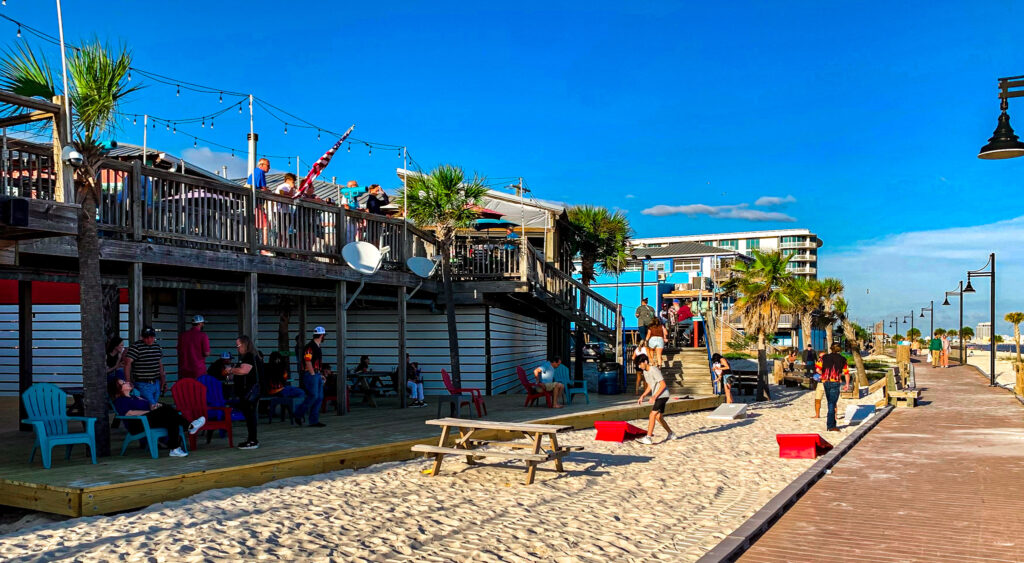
[108,378,205,458]
[225,335,262,450]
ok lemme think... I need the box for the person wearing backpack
[225,335,264,450]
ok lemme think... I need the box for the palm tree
[400,164,487,387]
[788,278,817,349]
[834,297,869,387]
[1,42,139,456]
[815,278,844,348]
[1004,312,1024,362]
[566,205,630,376]
[907,327,921,341]
[959,326,974,343]
[934,328,946,338]
[723,250,794,401]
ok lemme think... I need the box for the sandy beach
[963,349,1018,388]
[0,386,876,562]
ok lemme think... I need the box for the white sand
[0,387,876,562]
[963,350,1018,388]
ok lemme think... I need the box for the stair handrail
[525,244,617,337]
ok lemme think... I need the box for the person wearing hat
[298,326,328,427]
[177,314,210,380]
[124,327,165,406]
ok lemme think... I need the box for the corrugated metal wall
[0,300,548,396]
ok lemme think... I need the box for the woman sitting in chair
[107,378,205,458]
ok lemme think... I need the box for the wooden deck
[0,392,721,517]
[738,361,1024,562]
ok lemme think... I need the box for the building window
[717,239,738,250]
[623,261,642,272]
[745,238,760,250]
[647,261,666,271]
[673,258,701,272]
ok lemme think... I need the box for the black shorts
[652,396,669,414]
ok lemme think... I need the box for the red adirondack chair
[441,369,487,417]
[517,366,553,407]
[171,378,233,449]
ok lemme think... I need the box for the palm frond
[68,40,141,138]
[0,43,57,115]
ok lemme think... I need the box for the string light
[193,138,197,148]
[172,124,176,134]
[127,70,131,82]
[284,124,288,134]
[201,118,205,128]
[210,118,214,129]
[176,85,180,96]
[218,92,223,103]
[132,116,136,125]
[231,148,235,158]
[347,143,351,152]
[166,123,170,131]
[238,103,242,114]
[16,24,20,38]
[317,129,320,141]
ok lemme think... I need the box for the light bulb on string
[166,122,170,131]
[347,143,351,152]
[210,118,214,129]
[201,118,205,128]
[133,116,137,125]
[176,85,180,96]
[16,25,21,38]
[288,157,291,166]
[231,149,235,158]
[218,92,223,103]
[368,146,372,156]
[193,138,197,149]
[127,69,131,82]
[238,103,243,114]
[173,124,176,134]
[284,124,288,134]
[317,130,320,141]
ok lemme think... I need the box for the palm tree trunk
[801,314,812,349]
[79,195,111,456]
[440,238,462,387]
[101,284,120,343]
[852,347,868,388]
[825,324,834,349]
[1015,325,1021,363]
[756,333,769,402]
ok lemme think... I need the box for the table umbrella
[473,218,519,231]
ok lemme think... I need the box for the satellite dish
[407,256,439,279]
[342,241,383,275]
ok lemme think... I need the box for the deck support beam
[18,280,32,431]
[244,273,258,347]
[397,285,407,409]
[336,281,347,415]
[128,263,143,342]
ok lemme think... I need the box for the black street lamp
[979,77,1024,159]
[966,253,997,386]
[889,318,899,343]
[921,301,934,339]
[904,312,915,342]
[943,281,965,365]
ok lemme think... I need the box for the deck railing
[525,246,617,336]
[94,159,437,263]
[1,140,58,201]
[448,237,521,280]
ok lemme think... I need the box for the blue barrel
[598,366,620,395]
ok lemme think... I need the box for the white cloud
[754,195,796,207]
[641,203,796,222]
[624,194,636,199]
[821,216,1024,329]
[180,147,248,179]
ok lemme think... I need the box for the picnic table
[412,418,583,484]
[348,369,397,408]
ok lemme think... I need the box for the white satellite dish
[343,241,384,275]
[405,255,441,301]
[342,241,389,309]
[407,256,439,279]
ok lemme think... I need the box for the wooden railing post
[51,95,73,204]
[246,191,258,255]
[615,304,623,366]
[131,161,142,241]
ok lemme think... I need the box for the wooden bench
[886,368,920,408]
[412,418,582,484]
[781,374,812,389]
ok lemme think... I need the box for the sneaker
[665,433,676,441]
[309,422,326,428]
[292,415,304,426]
[169,447,189,458]
[637,436,653,445]
[188,416,206,435]
[238,441,260,450]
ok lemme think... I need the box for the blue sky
[6,1,1024,331]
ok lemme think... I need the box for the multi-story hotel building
[629,228,823,279]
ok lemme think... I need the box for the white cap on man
[192,314,205,324]
[314,326,326,335]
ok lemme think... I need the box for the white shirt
[643,366,669,399]
[274,183,296,197]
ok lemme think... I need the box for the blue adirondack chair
[21,383,97,469]
[556,363,589,405]
[114,410,189,459]
[198,375,245,422]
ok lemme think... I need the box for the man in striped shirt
[125,327,166,405]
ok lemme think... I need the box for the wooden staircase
[660,346,715,396]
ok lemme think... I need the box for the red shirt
[676,305,694,322]
[177,327,210,379]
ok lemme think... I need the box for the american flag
[294,125,355,198]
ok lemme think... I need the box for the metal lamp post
[979,77,1024,159]
[964,253,997,386]
[943,281,965,365]
[889,319,899,343]
[921,301,934,339]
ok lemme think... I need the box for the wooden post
[244,273,258,347]
[615,303,623,367]
[50,95,73,204]
[128,263,143,342]
[176,289,186,336]
[297,295,307,377]
[131,160,143,241]
[18,281,32,431]
[245,193,258,255]
[484,306,492,396]
[397,285,407,409]
[336,281,347,414]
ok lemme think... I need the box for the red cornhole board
[594,421,647,442]
[777,434,833,459]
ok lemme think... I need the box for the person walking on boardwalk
[820,343,851,432]
[929,335,941,367]
[941,334,951,368]
[635,353,674,444]
[299,326,328,427]
[812,351,825,419]
[635,297,656,344]
[177,314,210,380]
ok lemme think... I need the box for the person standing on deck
[820,344,851,432]
[298,327,328,427]
[365,184,389,216]
[247,158,270,189]
[225,335,263,450]
[635,297,656,344]
[124,327,165,405]
[635,354,675,444]
[941,334,951,368]
[177,315,210,380]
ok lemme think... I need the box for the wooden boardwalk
[739,361,1024,563]
[0,393,721,517]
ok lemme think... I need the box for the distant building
[630,228,823,280]
[976,321,992,343]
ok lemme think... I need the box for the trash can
[598,362,620,395]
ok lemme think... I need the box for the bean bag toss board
[776,433,833,459]
[594,421,647,442]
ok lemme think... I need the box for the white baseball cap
[313,326,326,335]
[192,314,206,324]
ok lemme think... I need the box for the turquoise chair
[21,383,97,469]
[555,364,589,405]
[115,411,188,459]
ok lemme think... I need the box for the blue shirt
[248,168,267,189]
[536,361,556,383]
[113,395,150,415]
